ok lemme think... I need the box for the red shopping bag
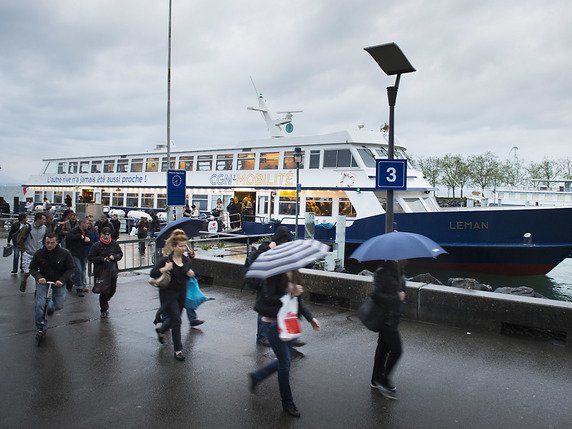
[277,294,302,341]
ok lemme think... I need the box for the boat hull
[244,207,572,275]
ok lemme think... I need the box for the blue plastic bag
[185,277,209,310]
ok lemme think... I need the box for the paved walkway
[0,246,570,428]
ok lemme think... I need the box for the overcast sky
[1,0,571,184]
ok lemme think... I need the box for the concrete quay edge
[192,255,572,347]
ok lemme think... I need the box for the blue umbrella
[350,231,447,262]
[155,217,207,248]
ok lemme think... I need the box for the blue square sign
[376,159,407,190]
[167,169,186,206]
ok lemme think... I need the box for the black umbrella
[245,239,330,279]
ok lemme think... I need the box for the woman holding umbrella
[369,260,406,399]
[150,230,194,361]
[245,239,329,418]
[249,270,319,417]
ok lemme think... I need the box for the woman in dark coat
[150,231,194,361]
[249,270,320,418]
[370,260,406,399]
[137,218,149,255]
[88,227,123,318]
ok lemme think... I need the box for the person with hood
[227,197,240,228]
[249,269,320,417]
[88,227,123,318]
[369,260,406,400]
[110,214,121,241]
[29,232,75,342]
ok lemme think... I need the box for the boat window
[79,161,90,174]
[53,191,63,204]
[117,159,128,173]
[157,193,166,209]
[283,150,305,169]
[394,149,411,161]
[126,193,138,207]
[103,160,115,173]
[146,157,159,172]
[278,192,297,215]
[57,162,67,174]
[131,158,143,173]
[112,192,124,206]
[357,148,377,168]
[101,192,110,206]
[34,191,42,203]
[91,161,102,174]
[375,148,388,158]
[192,194,208,210]
[338,198,357,217]
[323,149,358,168]
[68,162,78,174]
[423,197,439,211]
[43,162,57,174]
[141,194,154,208]
[237,153,255,170]
[260,152,279,170]
[305,197,333,216]
[309,150,320,169]
[197,155,213,171]
[179,156,193,171]
[161,157,176,172]
[216,154,234,171]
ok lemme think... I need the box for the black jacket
[370,267,406,327]
[88,240,123,279]
[254,273,314,322]
[66,226,91,258]
[150,254,192,303]
[110,219,121,240]
[29,245,75,284]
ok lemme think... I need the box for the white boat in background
[495,179,572,207]
[22,94,572,275]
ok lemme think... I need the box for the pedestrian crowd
[3,206,405,419]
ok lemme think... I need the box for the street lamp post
[294,147,303,239]
[365,42,416,233]
[165,0,173,220]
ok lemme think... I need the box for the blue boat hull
[244,207,572,275]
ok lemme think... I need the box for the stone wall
[192,255,572,347]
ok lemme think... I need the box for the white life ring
[339,172,356,187]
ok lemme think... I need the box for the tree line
[413,152,572,198]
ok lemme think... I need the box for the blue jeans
[252,322,294,404]
[186,307,197,324]
[72,256,87,291]
[12,246,21,272]
[256,313,265,341]
[35,283,67,331]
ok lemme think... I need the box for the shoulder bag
[357,296,385,332]
[149,271,171,288]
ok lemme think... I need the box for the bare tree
[527,158,563,187]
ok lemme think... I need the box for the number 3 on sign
[386,167,397,182]
[375,159,407,190]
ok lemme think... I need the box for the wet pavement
[1,251,571,429]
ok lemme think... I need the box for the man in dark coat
[66,217,92,296]
[29,232,75,340]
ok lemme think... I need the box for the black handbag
[357,297,385,332]
[3,245,13,258]
[92,267,112,294]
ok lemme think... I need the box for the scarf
[100,235,112,245]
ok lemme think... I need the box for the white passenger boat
[23,94,572,275]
